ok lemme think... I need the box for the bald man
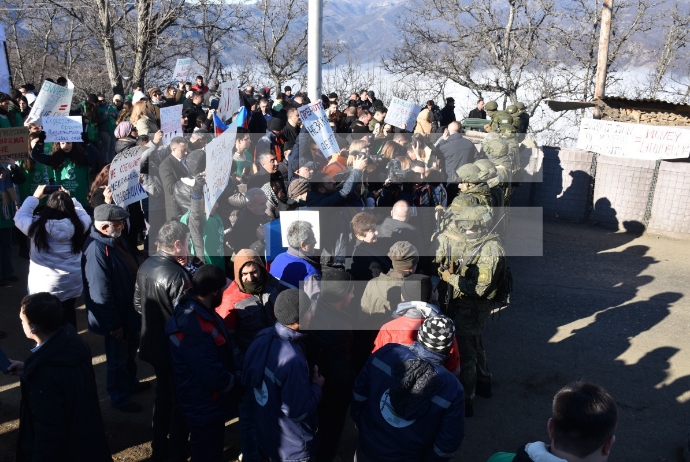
[375,200,419,249]
[437,121,478,201]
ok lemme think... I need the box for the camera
[386,159,412,184]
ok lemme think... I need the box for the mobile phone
[0,347,11,374]
[44,185,60,194]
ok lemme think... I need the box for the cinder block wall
[647,161,690,238]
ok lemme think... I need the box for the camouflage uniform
[516,102,529,133]
[432,206,506,408]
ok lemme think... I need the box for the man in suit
[159,137,192,221]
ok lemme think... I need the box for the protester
[242,289,323,462]
[269,220,322,298]
[0,159,26,286]
[15,185,91,328]
[159,137,191,220]
[228,188,269,254]
[8,293,112,461]
[440,97,457,127]
[166,264,242,462]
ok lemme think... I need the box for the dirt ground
[1,219,689,461]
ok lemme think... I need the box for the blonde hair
[349,139,367,153]
[130,101,152,125]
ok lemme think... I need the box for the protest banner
[0,126,29,163]
[203,123,237,216]
[160,105,183,145]
[108,148,147,207]
[577,118,690,160]
[384,97,422,131]
[172,58,192,82]
[26,78,74,126]
[279,210,321,249]
[298,101,338,157]
[43,116,83,142]
[216,80,241,123]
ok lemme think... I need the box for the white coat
[15,196,92,301]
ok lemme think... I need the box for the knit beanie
[388,241,419,271]
[288,178,310,198]
[417,316,455,355]
[114,121,134,139]
[401,274,432,303]
[320,268,353,303]
[274,289,312,326]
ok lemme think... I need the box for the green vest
[50,160,89,206]
[98,104,118,134]
[17,160,53,207]
[180,211,225,269]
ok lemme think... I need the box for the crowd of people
[0,78,619,462]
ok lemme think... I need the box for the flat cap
[388,241,419,271]
[288,178,310,198]
[94,204,129,222]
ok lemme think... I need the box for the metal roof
[545,96,690,112]
[545,100,596,112]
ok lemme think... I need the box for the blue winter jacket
[82,228,140,336]
[269,247,321,299]
[242,322,322,462]
[351,341,465,462]
[166,294,241,426]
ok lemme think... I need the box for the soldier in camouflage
[483,101,515,133]
[516,102,529,133]
[432,205,506,417]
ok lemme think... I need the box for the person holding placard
[97,95,119,163]
[131,100,159,136]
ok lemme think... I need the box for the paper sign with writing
[384,97,422,132]
[577,118,690,160]
[43,116,83,142]
[0,127,30,163]
[160,105,183,145]
[203,123,237,216]
[298,101,338,158]
[26,79,75,126]
[172,58,192,82]
[216,80,241,123]
[108,148,148,207]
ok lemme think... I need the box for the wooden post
[593,0,613,119]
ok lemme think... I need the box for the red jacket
[373,302,460,376]
[191,84,209,94]
[324,155,348,179]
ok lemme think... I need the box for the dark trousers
[315,387,350,462]
[151,364,189,462]
[0,227,14,280]
[188,420,225,462]
[61,298,77,330]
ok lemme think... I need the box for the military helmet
[485,101,498,111]
[474,159,498,180]
[484,138,509,157]
[455,163,482,184]
[507,105,518,114]
[499,123,517,135]
[455,205,493,230]
[516,102,525,110]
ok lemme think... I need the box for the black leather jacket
[133,250,191,368]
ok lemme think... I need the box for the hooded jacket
[242,322,322,462]
[166,293,240,426]
[217,249,280,355]
[16,324,111,462]
[269,247,322,300]
[360,269,412,329]
[15,196,91,301]
[351,341,465,462]
[373,301,460,377]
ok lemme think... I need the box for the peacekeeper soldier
[507,105,521,132]
[474,159,504,210]
[484,101,514,133]
[438,163,493,233]
[432,205,507,418]
[516,102,529,133]
[483,133,515,206]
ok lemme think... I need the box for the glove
[440,269,451,282]
[38,131,46,143]
[81,131,89,144]
[192,174,205,197]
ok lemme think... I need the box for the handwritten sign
[172,58,192,82]
[298,101,338,157]
[0,127,30,163]
[43,116,83,142]
[109,147,148,207]
[160,105,183,145]
[216,80,241,123]
[203,123,237,216]
[384,97,422,131]
[577,118,690,160]
[26,79,74,126]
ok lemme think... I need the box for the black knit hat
[401,274,432,303]
[186,149,206,176]
[267,117,285,131]
[274,289,312,326]
[418,316,455,354]
[320,268,353,303]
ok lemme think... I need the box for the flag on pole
[235,106,249,129]
[213,112,228,136]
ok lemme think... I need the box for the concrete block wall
[589,156,656,231]
[647,161,690,238]
[511,148,542,207]
[530,148,593,220]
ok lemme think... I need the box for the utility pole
[307,0,323,103]
[593,0,613,119]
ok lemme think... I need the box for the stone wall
[599,102,690,126]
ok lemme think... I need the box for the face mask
[242,281,264,295]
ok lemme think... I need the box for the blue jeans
[188,420,225,462]
[99,131,116,163]
[239,387,260,462]
[0,228,14,279]
[104,331,140,407]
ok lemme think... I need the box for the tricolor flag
[213,112,228,136]
[235,106,249,129]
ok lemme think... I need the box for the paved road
[1,220,688,461]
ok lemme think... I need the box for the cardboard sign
[108,147,148,207]
[216,80,241,123]
[279,210,321,249]
[577,118,690,159]
[0,126,29,162]
[43,116,83,142]
[26,78,75,126]
[172,58,193,82]
[160,105,183,145]
[203,123,237,216]
[298,101,338,157]
[385,97,422,131]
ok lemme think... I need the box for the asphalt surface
[1,219,689,461]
